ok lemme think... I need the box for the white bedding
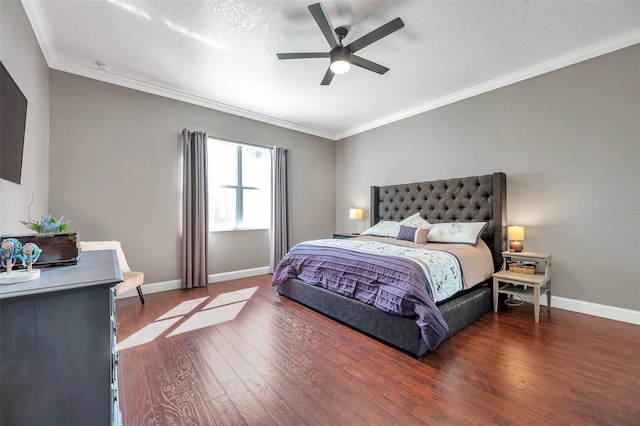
[307,236,494,302]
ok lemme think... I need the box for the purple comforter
[272,242,449,350]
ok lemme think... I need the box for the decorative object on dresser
[0,250,123,425]
[0,232,79,269]
[349,208,364,234]
[0,213,80,269]
[0,239,42,284]
[493,251,552,323]
[0,238,21,273]
[276,172,507,357]
[507,225,524,252]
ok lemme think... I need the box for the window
[208,138,271,231]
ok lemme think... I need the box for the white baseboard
[118,269,639,325]
[116,266,269,299]
[520,295,640,325]
[209,266,270,283]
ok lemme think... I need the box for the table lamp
[508,226,524,252]
[349,208,364,234]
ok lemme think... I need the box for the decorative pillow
[427,222,487,245]
[399,212,432,229]
[397,225,430,244]
[361,221,401,238]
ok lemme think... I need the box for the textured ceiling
[22,0,640,140]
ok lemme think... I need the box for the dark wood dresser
[0,250,123,425]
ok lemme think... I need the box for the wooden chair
[79,241,145,304]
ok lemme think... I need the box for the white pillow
[426,222,487,245]
[361,221,401,238]
[399,212,432,229]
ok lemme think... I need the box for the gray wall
[50,71,335,283]
[337,45,639,311]
[0,0,49,234]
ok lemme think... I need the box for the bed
[274,172,506,357]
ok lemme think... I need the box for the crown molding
[336,30,640,140]
[21,0,638,142]
[51,58,337,140]
[20,1,336,140]
[21,0,58,65]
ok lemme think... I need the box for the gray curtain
[182,129,209,288]
[269,147,290,273]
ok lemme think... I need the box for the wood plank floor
[116,275,639,425]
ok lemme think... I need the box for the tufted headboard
[370,172,507,271]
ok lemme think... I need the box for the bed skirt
[277,278,492,357]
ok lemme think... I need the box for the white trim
[21,1,335,139]
[521,295,640,325]
[53,58,337,140]
[209,266,270,283]
[20,0,58,66]
[115,266,270,299]
[337,31,640,139]
[117,267,639,325]
[115,278,180,299]
[22,0,639,142]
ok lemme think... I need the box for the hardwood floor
[116,275,639,425]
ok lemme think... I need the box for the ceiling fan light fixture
[276,3,404,85]
[330,47,351,74]
[330,59,350,74]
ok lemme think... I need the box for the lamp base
[509,241,523,252]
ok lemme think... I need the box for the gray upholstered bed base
[277,278,492,357]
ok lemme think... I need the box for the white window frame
[207,138,271,232]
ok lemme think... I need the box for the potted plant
[21,214,71,235]
[0,214,80,269]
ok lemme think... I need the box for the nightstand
[493,251,552,323]
[333,233,358,239]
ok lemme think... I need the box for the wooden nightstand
[493,251,552,323]
[332,233,359,239]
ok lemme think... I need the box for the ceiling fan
[277,2,404,85]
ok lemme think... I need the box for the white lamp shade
[349,208,364,220]
[330,59,351,74]
[508,226,525,241]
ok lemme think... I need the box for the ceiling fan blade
[351,55,389,75]
[346,17,404,53]
[320,67,335,85]
[308,3,341,49]
[277,52,330,60]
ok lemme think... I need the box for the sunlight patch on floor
[204,287,258,309]
[117,287,258,350]
[167,301,248,337]
[156,297,209,320]
[117,317,182,351]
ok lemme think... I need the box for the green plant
[21,214,70,234]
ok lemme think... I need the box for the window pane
[207,138,271,231]
[209,187,236,230]
[242,146,271,188]
[242,188,270,229]
[208,142,237,186]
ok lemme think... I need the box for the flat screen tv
[0,60,28,184]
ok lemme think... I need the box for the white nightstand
[492,251,552,323]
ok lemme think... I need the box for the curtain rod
[179,130,290,152]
